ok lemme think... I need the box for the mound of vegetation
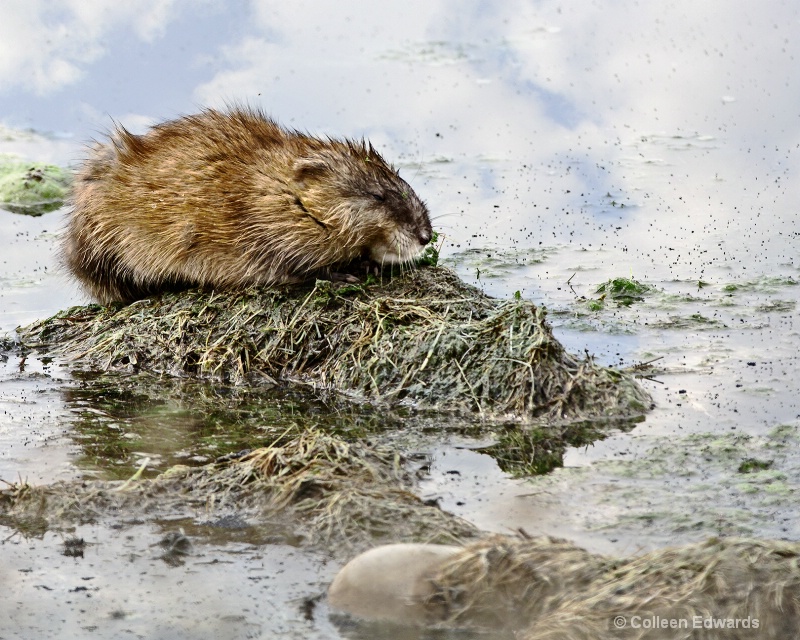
[17,267,651,423]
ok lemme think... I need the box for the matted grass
[0,429,478,553]
[426,534,800,638]
[17,267,651,422]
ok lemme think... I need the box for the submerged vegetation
[3,429,796,638]
[0,429,478,554]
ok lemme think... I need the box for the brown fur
[63,107,432,304]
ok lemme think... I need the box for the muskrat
[63,107,433,304]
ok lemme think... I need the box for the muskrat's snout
[411,198,434,255]
[418,223,433,246]
[367,198,433,265]
[409,194,433,247]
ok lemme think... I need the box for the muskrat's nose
[419,228,432,245]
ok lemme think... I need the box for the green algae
[592,277,655,308]
[523,422,800,543]
[0,154,71,215]
[723,276,798,294]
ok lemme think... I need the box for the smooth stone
[328,543,461,624]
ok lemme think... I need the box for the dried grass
[426,534,800,639]
[0,429,477,553]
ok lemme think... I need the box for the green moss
[416,231,441,267]
[587,299,605,312]
[650,313,726,330]
[0,155,71,215]
[757,300,796,313]
[736,482,759,495]
[770,423,800,441]
[738,457,773,474]
[722,276,798,294]
[594,277,654,307]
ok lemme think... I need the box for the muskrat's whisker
[429,212,459,222]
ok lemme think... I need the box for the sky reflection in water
[1,0,798,292]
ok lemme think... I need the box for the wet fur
[64,107,432,304]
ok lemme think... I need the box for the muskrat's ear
[293,156,332,183]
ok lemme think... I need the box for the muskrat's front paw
[330,272,361,284]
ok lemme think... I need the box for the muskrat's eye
[369,191,385,202]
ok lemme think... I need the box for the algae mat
[16,267,651,423]
[0,154,71,215]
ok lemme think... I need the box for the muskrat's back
[64,107,433,304]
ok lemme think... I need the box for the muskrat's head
[292,140,433,265]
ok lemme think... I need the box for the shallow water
[1,0,799,637]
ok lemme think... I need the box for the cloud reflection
[0,0,798,277]
[0,0,182,95]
